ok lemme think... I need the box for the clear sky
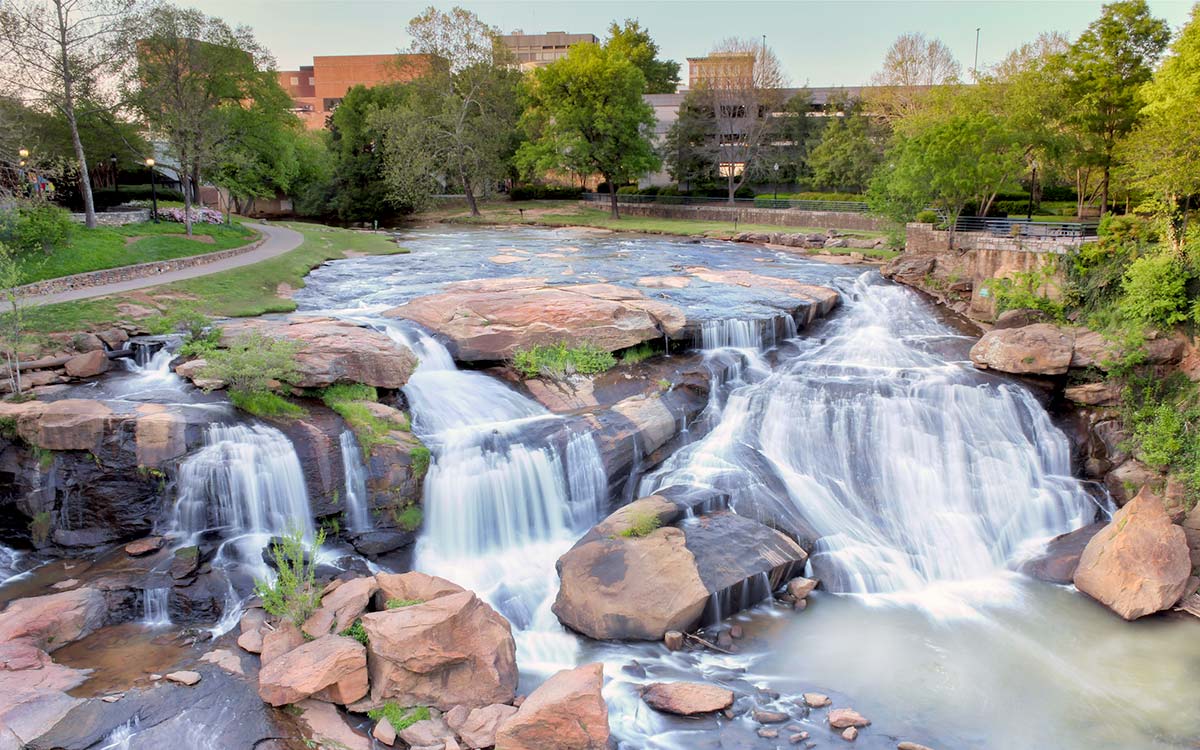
[199,0,1195,87]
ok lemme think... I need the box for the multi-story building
[277,54,433,129]
[499,31,597,70]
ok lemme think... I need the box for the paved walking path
[27,222,305,307]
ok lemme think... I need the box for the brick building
[278,54,433,129]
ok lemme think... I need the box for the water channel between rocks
[7,224,1200,750]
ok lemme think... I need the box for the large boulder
[0,588,107,652]
[384,278,686,361]
[493,663,608,750]
[257,634,368,706]
[553,496,806,640]
[1072,329,1185,370]
[220,316,417,388]
[682,267,840,325]
[1073,487,1192,620]
[969,324,1074,376]
[63,350,109,379]
[1020,523,1105,584]
[360,579,517,710]
[303,575,378,639]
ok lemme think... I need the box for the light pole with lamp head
[110,153,118,197]
[773,162,779,203]
[145,158,158,222]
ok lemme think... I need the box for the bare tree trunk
[461,172,479,217]
[608,177,620,219]
[1100,165,1109,217]
[55,0,95,228]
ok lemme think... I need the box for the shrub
[321,384,407,454]
[147,307,219,355]
[254,527,327,628]
[616,509,662,538]
[367,705,430,733]
[200,331,300,398]
[509,184,582,201]
[393,503,423,531]
[914,209,940,225]
[620,343,656,365]
[160,206,224,225]
[320,383,378,404]
[409,445,430,480]
[387,598,423,608]
[988,266,1066,320]
[229,391,305,419]
[339,619,369,645]
[0,202,72,255]
[1118,252,1190,329]
[616,185,641,195]
[512,342,616,379]
[29,511,52,544]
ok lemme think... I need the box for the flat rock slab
[641,682,734,715]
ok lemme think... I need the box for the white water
[141,587,172,628]
[339,430,372,533]
[0,544,23,585]
[375,319,607,673]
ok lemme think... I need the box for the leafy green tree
[517,43,659,218]
[604,19,680,94]
[765,91,824,188]
[662,91,716,190]
[127,4,278,235]
[0,243,27,396]
[375,6,520,216]
[1121,5,1200,255]
[326,83,411,223]
[807,97,886,193]
[210,79,304,218]
[1064,0,1170,215]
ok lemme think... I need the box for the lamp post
[773,162,779,203]
[18,147,28,168]
[110,153,118,197]
[145,157,158,222]
[1026,160,1038,221]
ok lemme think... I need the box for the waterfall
[141,587,171,627]
[0,545,23,585]
[645,273,1099,600]
[371,318,606,669]
[339,431,371,533]
[699,314,797,351]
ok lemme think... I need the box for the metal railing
[952,215,1099,238]
[580,192,871,213]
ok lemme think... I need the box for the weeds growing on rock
[617,509,662,538]
[512,342,616,379]
[367,704,430,732]
[387,598,423,608]
[339,619,369,646]
[254,527,327,628]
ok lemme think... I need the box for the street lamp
[145,157,158,222]
[773,162,780,202]
[18,148,28,159]
[110,153,118,196]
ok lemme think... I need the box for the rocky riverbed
[1,225,1198,750]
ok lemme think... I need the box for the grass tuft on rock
[393,503,423,532]
[620,342,657,365]
[367,704,430,732]
[230,391,305,419]
[339,619,369,646]
[320,383,409,454]
[617,509,663,538]
[386,598,424,608]
[513,341,616,379]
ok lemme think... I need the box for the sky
[199,0,1196,87]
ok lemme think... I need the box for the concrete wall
[607,202,893,232]
[69,209,151,226]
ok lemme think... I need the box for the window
[290,76,299,86]
[719,162,745,177]
[308,77,314,86]
[323,98,343,111]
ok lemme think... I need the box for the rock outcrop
[969,324,1074,375]
[1073,487,1191,620]
[360,574,517,710]
[553,495,807,640]
[0,640,88,746]
[493,663,608,750]
[219,316,417,388]
[0,588,107,651]
[384,278,687,361]
[257,634,368,706]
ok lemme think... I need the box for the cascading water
[339,430,371,533]
[372,319,607,672]
[141,587,172,627]
[0,545,23,585]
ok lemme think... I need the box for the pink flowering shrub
[160,206,224,225]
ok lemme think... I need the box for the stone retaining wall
[16,231,265,298]
[905,222,1086,255]
[601,202,893,232]
[69,209,151,226]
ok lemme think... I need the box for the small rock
[787,577,818,599]
[399,718,455,748]
[50,578,79,590]
[664,631,684,650]
[165,670,201,686]
[897,743,935,750]
[372,717,397,746]
[199,648,243,676]
[512,694,525,708]
[716,630,734,649]
[101,692,124,703]
[621,660,647,679]
[641,682,735,715]
[802,693,831,708]
[125,536,165,557]
[729,624,743,639]
[443,705,470,733]
[758,728,779,739]
[790,731,810,743]
[64,350,110,378]
[753,709,789,724]
[843,726,858,741]
[793,598,808,611]
[829,708,870,729]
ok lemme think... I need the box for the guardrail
[579,192,871,213]
[952,216,1099,238]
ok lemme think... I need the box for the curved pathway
[27,222,305,307]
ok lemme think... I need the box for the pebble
[100,693,124,703]
[757,729,779,739]
[793,598,808,611]
[729,624,744,639]
[897,744,935,750]
[789,732,810,744]
[802,693,831,708]
[621,660,646,679]
[842,727,859,741]
[664,631,684,651]
[753,709,789,724]
[164,670,201,686]
[716,630,734,649]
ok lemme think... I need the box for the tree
[1120,5,1200,255]
[127,4,276,236]
[517,43,659,218]
[209,79,303,218]
[326,83,411,223]
[807,96,886,193]
[690,37,787,203]
[604,19,680,94]
[0,0,138,228]
[1064,0,1170,215]
[375,6,520,216]
[662,91,717,190]
[0,243,27,397]
[867,32,961,123]
[766,91,824,189]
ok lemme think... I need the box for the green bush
[616,509,662,538]
[512,342,616,379]
[914,209,940,225]
[1118,252,1190,329]
[368,705,430,733]
[620,343,656,365]
[254,527,327,628]
[409,445,430,480]
[988,266,1066,319]
[393,503,423,531]
[200,331,300,400]
[509,184,582,201]
[321,384,408,454]
[0,202,73,255]
[616,185,641,195]
[339,619,369,645]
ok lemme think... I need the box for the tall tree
[209,80,303,217]
[1064,0,1170,215]
[806,96,886,193]
[691,37,786,203]
[867,32,961,123]
[1121,4,1200,255]
[128,4,276,235]
[325,83,410,223]
[604,19,680,94]
[0,0,137,228]
[376,6,520,216]
[662,91,717,190]
[517,42,659,218]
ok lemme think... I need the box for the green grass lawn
[436,201,898,259]
[26,222,408,336]
[19,221,256,284]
